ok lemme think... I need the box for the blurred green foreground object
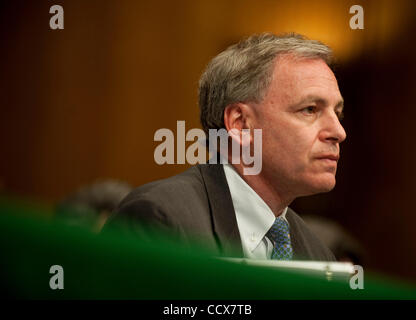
[0,197,415,299]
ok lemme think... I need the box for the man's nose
[320,112,347,143]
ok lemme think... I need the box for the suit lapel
[197,163,314,260]
[286,208,308,260]
[199,163,243,257]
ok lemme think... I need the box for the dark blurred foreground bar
[0,197,415,299]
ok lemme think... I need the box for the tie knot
[267,216,291,245]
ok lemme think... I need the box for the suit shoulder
[120,165,205,209]
[105,165,215,246]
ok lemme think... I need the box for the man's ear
[224,103,253,146]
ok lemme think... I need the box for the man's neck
[230,163,294,217]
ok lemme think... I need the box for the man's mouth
[315,154,339,161]
[315,154,339,167]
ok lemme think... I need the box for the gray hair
[198,33,333,133]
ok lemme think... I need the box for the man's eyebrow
[297,95,344,110]
[335,98,344,109]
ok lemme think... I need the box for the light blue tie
[267,216,293,260]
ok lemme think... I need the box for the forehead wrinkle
[263,56,342,110]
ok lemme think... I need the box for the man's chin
[302,175,336,195]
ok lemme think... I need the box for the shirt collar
[223,163,288,253]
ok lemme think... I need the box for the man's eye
[337,111,345,121]
[301,106,317,115]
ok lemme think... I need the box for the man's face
[252,54,346,197]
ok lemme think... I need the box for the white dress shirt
[223,163,288,260]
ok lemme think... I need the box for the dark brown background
[1,0,416,282]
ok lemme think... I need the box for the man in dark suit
[107,33,346,261]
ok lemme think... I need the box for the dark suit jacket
[107,164,335,261]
